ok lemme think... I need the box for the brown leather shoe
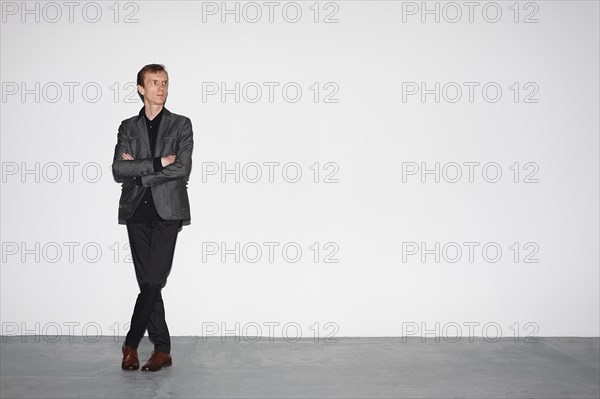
[141,351,172,372]
[121,344,139,370]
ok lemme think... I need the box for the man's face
[138,71,169,106]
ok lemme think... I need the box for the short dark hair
[137,64,168,102]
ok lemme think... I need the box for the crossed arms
[111,118,193,187]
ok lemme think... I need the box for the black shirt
[127,107,165,224]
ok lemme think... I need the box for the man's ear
[137,84,145,96]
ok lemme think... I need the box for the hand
[121,153,134,161]
[161,154,176,167]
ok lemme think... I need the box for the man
[111,64,193,372]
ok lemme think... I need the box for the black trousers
[124,219,182,353]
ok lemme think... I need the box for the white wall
[1,1,598,340]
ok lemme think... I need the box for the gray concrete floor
[1,337,598,398]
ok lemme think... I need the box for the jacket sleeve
[140,118,194,187]
[111,122,155,182]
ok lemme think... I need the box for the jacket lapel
[135,115,151,158]
[154,108,171,157]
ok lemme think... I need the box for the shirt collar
[140,106,165,123]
